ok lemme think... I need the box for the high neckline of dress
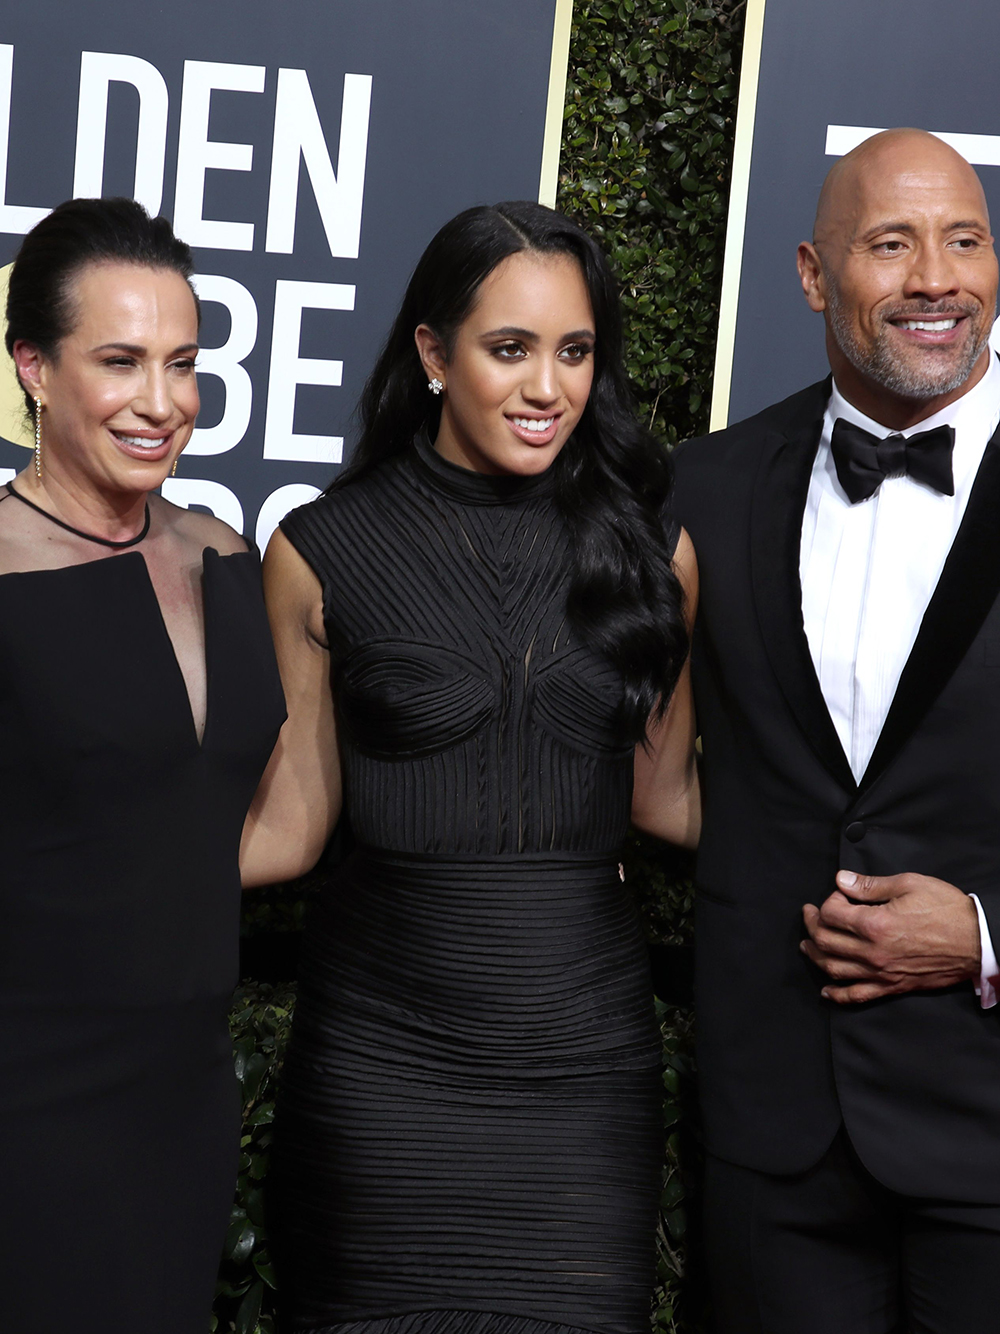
[410,429,556,506]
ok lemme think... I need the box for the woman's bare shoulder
[154,493,249,556]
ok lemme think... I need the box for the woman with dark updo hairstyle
[242,201,699,1334]
[0,197,285,1333]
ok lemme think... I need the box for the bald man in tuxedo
[672,129,1000,1333]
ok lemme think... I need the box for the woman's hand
[630,527,700,849]
[240,530,343,888]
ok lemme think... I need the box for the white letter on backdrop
[0,46,48,233]
[186,274,257,456]
[263,280,355,464]
[255,483,322,552]
[73,52,168,215]
[160,477,244,534]
[173,60,265,251]
[266,69,372,258]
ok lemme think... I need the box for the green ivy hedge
[559,0,745,445]
[218,3,746,1332]
[212,984,293,1334]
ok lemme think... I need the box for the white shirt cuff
[970,894,999,1010]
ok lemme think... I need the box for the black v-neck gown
[274,438,665,1334]
[0,548,285,1333]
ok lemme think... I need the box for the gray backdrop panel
[0,1,559,537]
[728,0,1000,426]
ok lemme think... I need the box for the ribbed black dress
[275,434,666,1334]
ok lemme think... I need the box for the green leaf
[231,1223,257,1266]
[253,1255,278,1289]
[665,1206,687,1240]
[235,1281,264,1334]
[242,1051,269,1103]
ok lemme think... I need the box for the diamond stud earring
[428,378,444,395]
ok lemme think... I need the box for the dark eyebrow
[857,222,916,242]
[91,341,200,356]
[479,326,596,342]
[480,326,538,341]
[858,219,989,243]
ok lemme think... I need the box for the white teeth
[114,432,164,448]
[898,319,958,331]
[512,417,555,432]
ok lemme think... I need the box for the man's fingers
[802,902,864,947]
[835,870,903,900]
[802,873,978,997]
[801,923,871,960]
[800,939,885,977]
[815,891,880,939]
[821,979,902,1004]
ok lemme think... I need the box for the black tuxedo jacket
[672,379,1000,1201]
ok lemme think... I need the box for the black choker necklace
[6,480,151,550]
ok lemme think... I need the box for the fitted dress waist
[298,847,659,1071]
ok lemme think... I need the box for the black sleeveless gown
[0,545,285,1333]
[275,435,666,1334]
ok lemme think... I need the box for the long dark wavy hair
[336,200,688,744]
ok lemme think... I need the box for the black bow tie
[830,418,956,504]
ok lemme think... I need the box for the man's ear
[414,325,447,389]
[797,242,827,314]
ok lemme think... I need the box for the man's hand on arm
[800,871,982,1004]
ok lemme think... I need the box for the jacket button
[845,821,866,843]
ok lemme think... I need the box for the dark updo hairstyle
[336,200,688,744]
[5,196,199,415]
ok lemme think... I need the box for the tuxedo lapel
[861,425,1000,791]
[750,381,857,793]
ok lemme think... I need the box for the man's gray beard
[826,284,992,399]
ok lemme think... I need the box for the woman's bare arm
[630,527,700,849]
[240,530,343,887]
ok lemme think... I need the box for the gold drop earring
[171,457,178,478]
[33,397,42,479]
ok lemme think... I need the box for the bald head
[814,128,990,255]
[796,126,998,426]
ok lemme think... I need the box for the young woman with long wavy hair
[242,200,699,1334]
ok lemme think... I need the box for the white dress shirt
[799,356,1000,1007]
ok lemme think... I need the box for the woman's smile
[108,426,177,461]
[505,411,561,445]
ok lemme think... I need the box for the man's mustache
[879,301,980,321]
